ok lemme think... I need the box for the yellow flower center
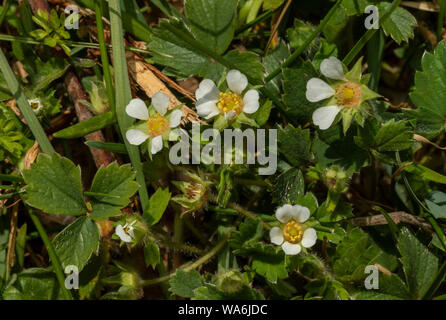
[30,102,40,111]
[283,220,303,244]
[335,82,362,108]
[217,92,244,116]
[146,114,169,138]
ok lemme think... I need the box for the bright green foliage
[169,269,204,298]
[52,217,100,271]
[378,2,417,45]
[143,187,171,225]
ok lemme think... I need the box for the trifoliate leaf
[52,217,100,272]
[22,153,87,215]
[143,187,171,226]
[378,2,417,44]
[398,227,438,299]
[169,269,203,298]
[89,163,139,220]
[185,0,238,54]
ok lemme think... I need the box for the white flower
[28,98,43,114]
[195,70,259,120]
[269,204,317,255]
[306,57,362,130]
[115,221,136,243]
[125,92,182,155]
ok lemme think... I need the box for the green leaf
[253,100,272,126]
[224,49,264,85]
[169,269,203,298]
[263,40,290,95]
[278,125,312,167]
[272,168,305,206]
[356,273,411,300]
[2,268,65,300]
[407,41,446,138]
[378,2,417,44]
[283,62,321,123]
[251,243,288,283]
[26,58,70,93]
[53,111,116,139]
[89,163,139,220]
[23,153,87,215]
[143,187,171,226]
[398,227,438,299]
[229,218,263,254]
[148,19,224,81]
[185,0,237,54]
[341,0,372,15]
[404,164,446,185]
[263,0,284,10]
[144,242,160,269]
[373,120,413,152]
[426,191,446,219]
[333,228,398,282]
[52,217,100,272]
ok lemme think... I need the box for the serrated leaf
[144,242,160,269]
[373,120,413,152]
[283,62,321,123]
[194,283,264,300]
[185,0,237,54]
[169,269,203,298]
[378,3,417,44]
[398,227,438,298]
[251,244,288,283]
[89,163,139,220]
[333,228,398,282]
[224,49,264,85]
[22,153,87,215]
[52,217,100,272]
[278,125,312,167]
[407,41,446,138]
[272,168,305,206]
[2,268,64,300]
[229,218,263,254]
[143,187,171,226]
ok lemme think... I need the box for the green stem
[0,0,11,27]
[343,0,402,66]
[438,0,446,41]
[95,0,115,112]
[0,48,54,154]
[140,231,232,287]
[264,0,343,83]
[0,34,151,54]
[28,209,72,300]
[236,8,278,35]
[109,0,149,209]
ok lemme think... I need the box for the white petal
[28,99,43,114]
[196,79,220,101]
[126,98,149,120]
[306,78,335,102]
[169,110,182,128]
[197,100,220,119]
[282,242,301,255]
[301,228,317,248]
[226,70,248,95]
[152,92,170,115]
[294,205,310,223]
[151,135,163,155]
[115,225,132,243]
[243,90,259,114]
[126,129,149,146]
[270,227,284,245]
[275,204,296,223]
[312,105,340,130]
[320,57,345,80]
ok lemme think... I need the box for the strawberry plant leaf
[22,154,87,215]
